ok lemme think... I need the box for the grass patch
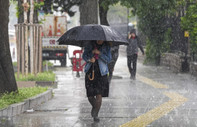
[15,71,55,81]
[0,87,48,110]
[13,61,54,67]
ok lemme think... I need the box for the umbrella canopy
[58,24,128,47]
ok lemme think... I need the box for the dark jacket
[126,36,144,56]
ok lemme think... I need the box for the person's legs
[131,54,138,79]
[88,96,96,117]
[93,94,102,122]
[88,94,102,122]
[88,96,96,107]
[127,56,132,76]
[108,61,115,84]
[108,45,119,83]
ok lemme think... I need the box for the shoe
[93,117,100,122]
[130,75,136,80]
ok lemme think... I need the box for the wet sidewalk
[6,51,197,127]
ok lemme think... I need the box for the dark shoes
[93,117,100,122]
[130,75,136,80]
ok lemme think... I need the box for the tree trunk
[18,0,39,23]
[33,10,39,23]
[30,0,34,74]
[0,0,18,94]
[18,0,24,23]
[33,0,39,23]
[99,0,109,26]
[79,0,98,25]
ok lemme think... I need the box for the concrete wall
[161,53,197,77]
[190,62,197,77]
[160,53,183,73]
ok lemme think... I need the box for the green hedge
[0,87,48,110]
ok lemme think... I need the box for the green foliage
[144,39,158,65]
[162,28,172,53]
[12,62,17,67]
[43,60,54,67]
[16,5,23,18]
[9,0,17,4]
[34,2,44,10]
[121,0,176,65]
[100,0,119,10]
[145,28,172,64]
[15,71,55,81]
[0,87,48,109]
[13,61,53,67]
[43,0,81,16]
[181,2,197,53]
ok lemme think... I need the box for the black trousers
[127,54,138,77]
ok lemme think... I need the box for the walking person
[82,40,111,122]
[127,29,144,79]
[108,45,119,84]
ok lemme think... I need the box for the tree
[43,0,81,16]
[16,0,40,23]
[79,0,98,25]
[17,0,24,23]
[99,0,120,25]
[0,0,18,94]
[121,0,177,65]
[15,0,81,23]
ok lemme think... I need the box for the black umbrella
[57,24,128,47]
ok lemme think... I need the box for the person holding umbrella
[82,40,111,122]
[58,24,128,122]
[127,29,144,80]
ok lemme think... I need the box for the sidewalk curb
[0,89,53,117]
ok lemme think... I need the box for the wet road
[3,48,197,127]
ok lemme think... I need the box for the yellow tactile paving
[120,73,188,127]
[163,92,188,101]
[137,74,169,89]
[120,92,188,127]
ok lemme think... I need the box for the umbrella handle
[88,70,95,80]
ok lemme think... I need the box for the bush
[0,87,48,110]
[42,61,54,67]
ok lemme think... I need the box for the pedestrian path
[10,54,197,127]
